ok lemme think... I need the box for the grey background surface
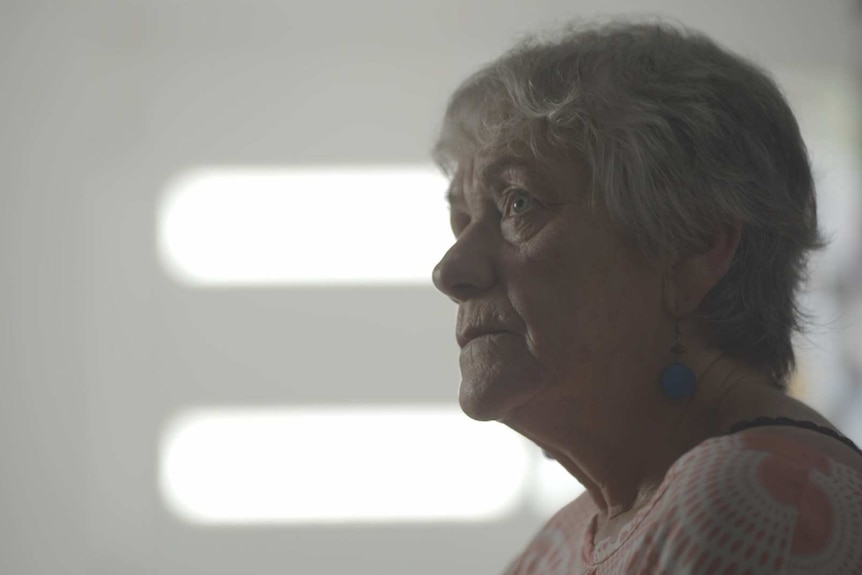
[1,1,860,574]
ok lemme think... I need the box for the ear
[663,222,742,317]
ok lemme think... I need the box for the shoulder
[641,429,862,574]
[669,426,862,493]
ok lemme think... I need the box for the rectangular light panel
[158,167,453,286]
[159,406,532,524]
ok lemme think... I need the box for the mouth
[456,329,512,348]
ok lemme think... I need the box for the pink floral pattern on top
[503,429,862,575]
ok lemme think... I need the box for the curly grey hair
[433,20,826,388]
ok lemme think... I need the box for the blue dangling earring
[660,320,696,400]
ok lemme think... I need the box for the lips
[456,326,516,348]
[455,305,523,348]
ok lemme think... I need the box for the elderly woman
[431,21,862,574]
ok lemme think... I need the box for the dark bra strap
[729,415,862,456]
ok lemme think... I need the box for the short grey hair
[434,20,825,388]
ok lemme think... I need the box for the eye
[503,189,534,217]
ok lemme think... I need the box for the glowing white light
[158,167,452,286]
[529,453,586,518]
[159,406,531,524]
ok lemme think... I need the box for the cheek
[510,238,663,383]
[508,255,604,377]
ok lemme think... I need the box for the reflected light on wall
[158,167,452,286]
[159,406,532,524]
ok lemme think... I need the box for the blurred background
[1,1,860,574]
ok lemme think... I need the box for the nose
[432,225,496,303]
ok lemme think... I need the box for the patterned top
[503,423,862,574]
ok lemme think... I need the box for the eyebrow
[480,157,533,186]
[445,157,534,207]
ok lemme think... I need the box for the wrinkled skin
[431,148,831,538]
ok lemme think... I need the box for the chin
[457,339,543,421]
[458,377,532,422]
[459,391,501,421]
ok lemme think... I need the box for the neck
[502,353,778,519]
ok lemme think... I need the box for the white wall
[1,1,859,574]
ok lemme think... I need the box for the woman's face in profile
[433,150,668,423]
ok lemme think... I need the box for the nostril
[447,283,482,304]
[432,257,473,303]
